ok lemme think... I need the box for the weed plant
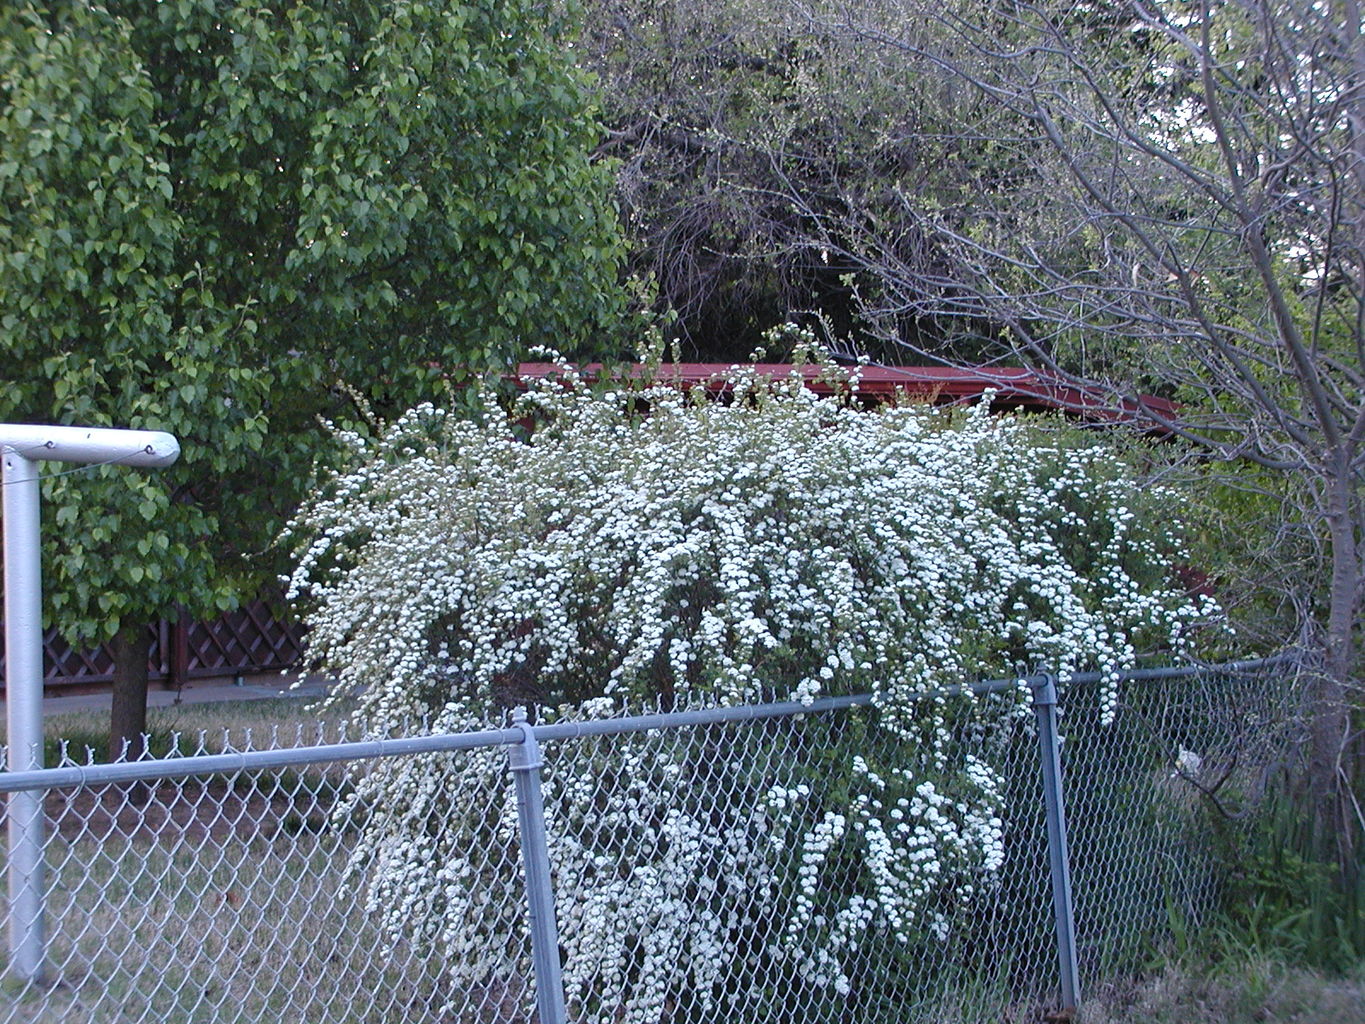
[1208,784,1364,973]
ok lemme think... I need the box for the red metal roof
[514,362,1177,427]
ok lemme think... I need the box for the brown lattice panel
[0,596,302,691]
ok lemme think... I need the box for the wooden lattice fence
[0,597,304,692]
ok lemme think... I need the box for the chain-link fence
[0,659,1298,1024]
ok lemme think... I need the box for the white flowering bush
[544,704,782,1022]
[765,747,1007,995]
[287,357,1213,1018]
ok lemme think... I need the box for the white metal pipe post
[2,425,179,984]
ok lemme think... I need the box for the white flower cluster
[288,363,1208,725]
[336,705,528,989]
[288,359,1214,1013]
[546,725,778,1024]
[767,752,1006,994]
[338,695,779,1024]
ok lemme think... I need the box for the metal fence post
[1029,672,1081,1013]
[507,710,568,1024]
[3,449,46,984]
[2,425,179,986]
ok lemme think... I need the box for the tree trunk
[109,620,151,764]
[1309,467,1363,871]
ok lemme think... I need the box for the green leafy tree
[0,0,627,757]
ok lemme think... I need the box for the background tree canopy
[573,0,1047,362]
[577,0,883,358]
[574,0,1361,870]
[0,0,628,752]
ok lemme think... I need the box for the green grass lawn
[40,698,354,767]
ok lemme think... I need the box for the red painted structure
[8,362,1171,692]
[514,362,1177,425]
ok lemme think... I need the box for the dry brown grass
[1081,960,1365,1024]
[1,697,464,1023]
[2,831,451,1024]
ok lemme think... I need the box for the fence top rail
[0,654,1297,793]
[0,424,179,467]
[1062,651,1301,686]
[0,727,520,793]
[0,693,888,792]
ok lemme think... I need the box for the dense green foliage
[573,0,1072,361]
[0,0,627,643]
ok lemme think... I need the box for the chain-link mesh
[0,735,524,1024]
[534,692,1061,1024]
[1,663,1295,1024]
[1059,664,1300,991]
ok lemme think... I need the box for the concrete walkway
[2,673,333,718]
